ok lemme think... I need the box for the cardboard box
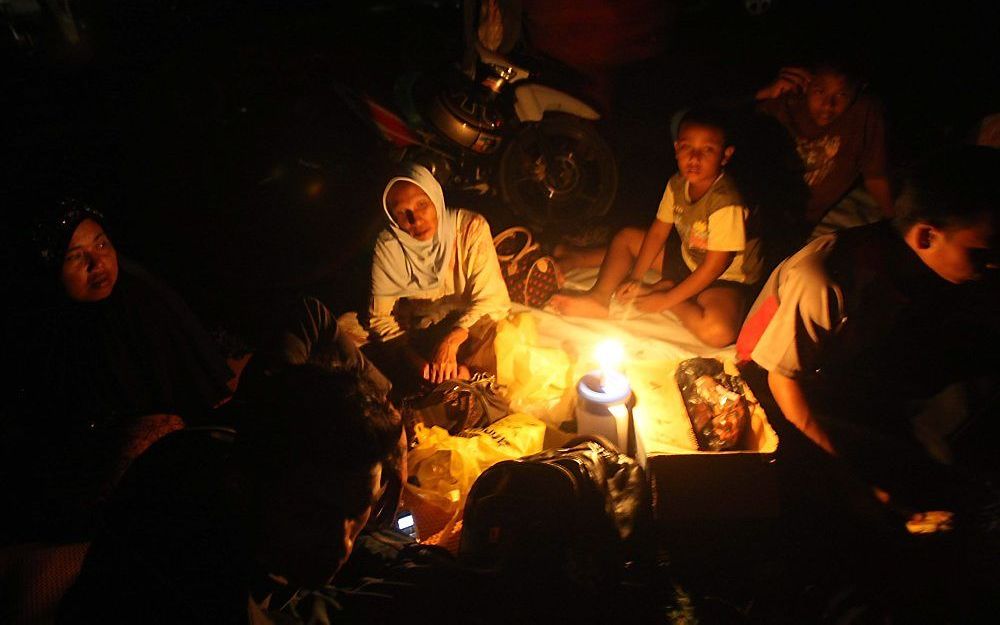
[627,359,780,521]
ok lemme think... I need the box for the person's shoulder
[457,208,485,225]
[118,256,153,280]
[762,237,844,330]
[373,229,399,259]
[375,227,396,244]
[666,172,686,194]
[117,427,236,493]
[842,91,884,124]
[118,256,167,291]
[61,426,243,625]
[456,209,494,238]
[117,256,191,307]
[712,174,745,204]
[777,235,840,289]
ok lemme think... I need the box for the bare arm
[767,369,836,455]
[631,219,673,281]
[755,66,812,101]
[632,249,734,313]
[863,175,894,219]
[613,219,674,301]
[768,369,894,503]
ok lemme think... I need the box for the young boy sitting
[550,108,762,348]
[755,60,893,234]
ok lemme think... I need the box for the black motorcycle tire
[498,113,618,229]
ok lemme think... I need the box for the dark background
[3,2,999,620]
[4,0,998,341]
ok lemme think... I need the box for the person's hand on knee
[425,328,470,383]
[422,360,470,383]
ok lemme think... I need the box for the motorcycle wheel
[498,113,618,229]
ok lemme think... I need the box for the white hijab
[372,163,460,298]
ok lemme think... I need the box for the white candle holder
[575,369,633,452]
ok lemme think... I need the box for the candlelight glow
[594,339,625,374]
[608,403,630,420]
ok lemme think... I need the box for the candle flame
[594,339,625,378]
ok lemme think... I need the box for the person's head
[896,145,1000,284]
[33,198,119,302]
[674,108,735,188]
[382,163,446,242]
[236,365,402,588]
[805,60,865,127]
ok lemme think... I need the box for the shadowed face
[60,218,119,302]
[918,217,996,284]
[674,123,734,188]
[386,181,437,241]
[805,71,859,127]
[258,462,382,588]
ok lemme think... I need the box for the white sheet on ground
[531,266,735,362]
[497,268,738,430]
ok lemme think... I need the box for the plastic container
[575,370,633,451]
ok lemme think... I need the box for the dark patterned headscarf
[33,197,107,267]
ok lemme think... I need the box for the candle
[575,370,632,451]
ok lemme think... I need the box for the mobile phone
[395,511,418,539]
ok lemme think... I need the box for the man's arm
[769,368,894,505]
[859,96,892,218]
[766,369,836,455]
[863,175,894,219]
[755,66,812,101]
[742,243,844,455]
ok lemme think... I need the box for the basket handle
[493,226,539,265]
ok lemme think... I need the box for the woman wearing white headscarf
[368,163,510,385]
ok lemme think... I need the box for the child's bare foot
[549,292,611,318]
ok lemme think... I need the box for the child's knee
[701,325,739,349]
[614,226,644,244]
[612,226,646,253]
[692,317,740,348]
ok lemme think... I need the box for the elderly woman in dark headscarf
[2,198,233,539]
[367,163,510,388]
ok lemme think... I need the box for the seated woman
[366,163,510,391]
[3,198,234,540]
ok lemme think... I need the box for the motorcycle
[332,1,619,231]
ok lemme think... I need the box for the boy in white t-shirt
[551,108,762,348]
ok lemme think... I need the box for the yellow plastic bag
[403,412,546,550]
[495,312,574,419]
